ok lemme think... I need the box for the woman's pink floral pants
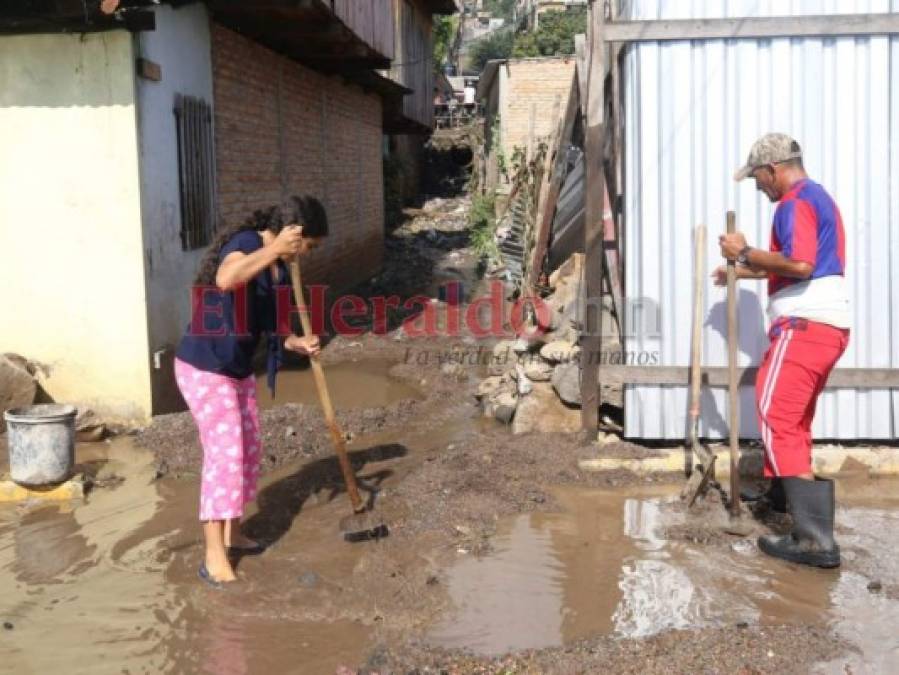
[175,358,262,521]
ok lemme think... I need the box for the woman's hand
[272,225,304,259]
[285,334,320,357]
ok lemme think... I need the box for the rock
[540,340,581,364]
[596,431,620,445]
[522,359,554,382]
[551,362,582,406]
[441,362,467,380]
[285,426,297,439]
[488,340,517,375]
[298,571,320,588]
[515,366,533,395]
[868,580,883,593]
[512,335,545,354]
[512,383,581,435]
[3,621,13,631]
[731,539,755,555]
[492,392,517,425]
[0,354,37,433]
[476,376,503,399]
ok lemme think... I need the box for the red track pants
[755,317,849,477]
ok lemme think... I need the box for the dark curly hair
[194,195,329,286]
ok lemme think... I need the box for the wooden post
[726,210,741,517]
[581,0,606,432]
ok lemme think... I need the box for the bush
[468,191,499,259]
[512,8,586,57]
[468,28,515,72]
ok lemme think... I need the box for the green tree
[482,0,516,21]
[433,15,460,72]
[468,28,515,72]
[511,7,586,57]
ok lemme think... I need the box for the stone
[867,580,883,593]
[551,362,582,406]
[522,359,554,382]
[596,431,620,445]
[476,376,503,399]
[298,571,320,588]
[0,354,37,433]
[512,383,581,435]
[492,392,517,425]
[515,366,533,396]
[539,340,581,364]
[488,340,516,375]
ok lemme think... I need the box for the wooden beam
[593,366,899,389]
[604,13,899,43]
[527,73,579,291]
[580,0,605,432]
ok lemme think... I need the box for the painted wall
[0,31,152,423]
[134,3,214,414]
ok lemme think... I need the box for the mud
[4,196,899,673]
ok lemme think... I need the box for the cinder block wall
[502,57,576,161]
[211,24,384,291]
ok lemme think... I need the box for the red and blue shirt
[769,179,846,297]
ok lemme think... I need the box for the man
[717,133,850,568]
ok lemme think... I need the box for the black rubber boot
[741,478,787,513]
[757,477,840,568]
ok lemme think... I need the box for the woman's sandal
[197,562,227,589]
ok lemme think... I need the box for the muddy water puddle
[257,358,421,410]
[0,437,373,674]
[429,483,899,667]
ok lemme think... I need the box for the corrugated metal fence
[622,0,899,439]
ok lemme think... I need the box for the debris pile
[0,353,38,431]
[476,254,593,435]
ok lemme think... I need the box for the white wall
[0,31,152,423]
[134,3,214,412]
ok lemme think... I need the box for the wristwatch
[736,246,753,267]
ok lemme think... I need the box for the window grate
[174,94,216,250]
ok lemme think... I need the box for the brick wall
[502,57,576,161]
[211,24,384,291]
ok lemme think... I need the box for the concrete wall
[134,3,214,414]
[0,31,152,423]
[211,24,385,291]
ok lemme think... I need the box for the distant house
[477,56,576,189]
[0,0,453,424]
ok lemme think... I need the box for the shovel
[681,224,717,506]
[287,258,389,542]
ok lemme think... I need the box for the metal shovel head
[340,509,390,543]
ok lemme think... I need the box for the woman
[175,197,328,586]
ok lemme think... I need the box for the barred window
[174,94,216,250]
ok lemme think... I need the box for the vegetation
[468,28,515,72]
[468,7,587,74]
[512,8,586,58]
[432,15,460,72]
[468,190,500,259]
[482,0,516,21]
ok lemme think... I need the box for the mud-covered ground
[7,196,896,674]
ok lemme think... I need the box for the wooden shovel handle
[288,259,365,513]
[726,211,741,517]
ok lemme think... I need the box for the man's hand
[719,232,748,261]
[285,334,320,357]
[711,266,727,287]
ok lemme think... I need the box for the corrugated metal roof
[622,0,899,439]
